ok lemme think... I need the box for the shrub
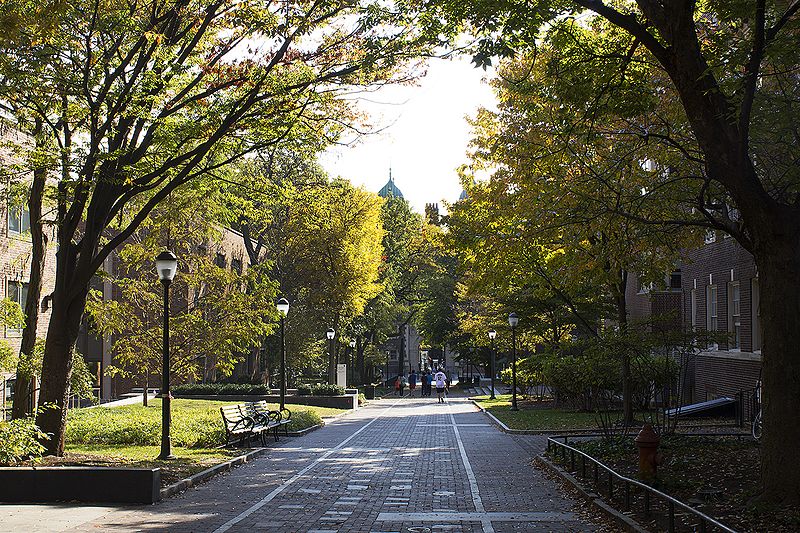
[311,384,345,396]
[286,409,322,432]
[0,417,48,465]
[173,383,270,396]
[296,384,313,396]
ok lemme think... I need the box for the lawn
[66,398,344,448]
[473,395,599,430]
[54,398,347,487]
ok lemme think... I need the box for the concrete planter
[0,467,161,504]
[173,393,358,410]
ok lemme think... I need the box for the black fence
[547,435,738,533]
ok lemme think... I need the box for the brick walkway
[71,397,600,532]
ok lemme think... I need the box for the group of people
[394,369,450,403]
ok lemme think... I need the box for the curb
[535,454,649,533]
[160,447,270,499]
[470,400,599,435]
[287,423,323,437]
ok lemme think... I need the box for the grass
[473,394,599,430]
[52,398,348,486]
[66,398,345,448]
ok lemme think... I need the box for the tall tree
[425,1,800,501]
[2,0,430,454]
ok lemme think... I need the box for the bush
[173,383,271,396]
[296,384,313,396]
[311,384,345,396]
[286,409,322,432]
[0,417,48,465]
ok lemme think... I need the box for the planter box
[173,393,358,410]
[0,467,161,504]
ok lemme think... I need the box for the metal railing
[546,435,737,533]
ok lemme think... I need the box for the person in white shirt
[433,369,447,403]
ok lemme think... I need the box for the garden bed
[556,435,800,532]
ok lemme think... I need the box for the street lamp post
[508,312,519,411]
[276,298,289,411]
[155,250,178,460]
[349,339,356,385]
[326,327,336,385]
[488,329,497,400]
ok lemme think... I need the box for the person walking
[408,370,418,397]
[423,370,432,396]
[399,374,407,396]
[434,368,447,403]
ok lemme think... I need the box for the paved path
[1,398,603,533]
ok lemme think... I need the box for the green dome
[378,173,404,198]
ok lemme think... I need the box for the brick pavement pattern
[74,397,599,533]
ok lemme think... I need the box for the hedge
[172,383,271,396]
[296,383,345,396]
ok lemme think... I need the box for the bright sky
[319,56,498,214]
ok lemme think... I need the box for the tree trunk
[35,251,90,455]
[142,375,148,407]
[11,123,48,420]
[615,271,634,426]
[756,232,800,504]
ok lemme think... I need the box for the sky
[318,56,498,214]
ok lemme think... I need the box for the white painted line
[376,512,576,522]
[212,400,401,533]
[446,399,495,533]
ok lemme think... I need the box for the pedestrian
[409,370,418,396]
[394,376,400,395]
[434,368,447,403]
[399,374,407,396]
[423,370,432,396]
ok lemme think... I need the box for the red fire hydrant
[635,423,662,481]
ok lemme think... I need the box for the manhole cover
[408,528,431,533]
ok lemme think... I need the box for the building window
[690,289,697,330]
[231,258,242,275]
[669,270,681,291]
[706,285,718,331]
[728,282,741,350]
[6,280,28,336]
[214,253,226,268]
[8,203,30,235]
[752,278,761,352]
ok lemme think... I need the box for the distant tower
[378,168,404,199]
[425,203,440,225]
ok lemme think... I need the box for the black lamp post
[276,298,289,411]
[508,312,519,411]
[488,329,497,400]
[326,327,336,385]
[155,250,178,460]
[348,339,356,385]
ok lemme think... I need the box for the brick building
[0,125,58,415]
[681,232,761,409]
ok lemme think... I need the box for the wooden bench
[220,403,281,446]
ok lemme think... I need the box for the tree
[1,0,431,454]
[426,1,800,501]
[86,186,277,405]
